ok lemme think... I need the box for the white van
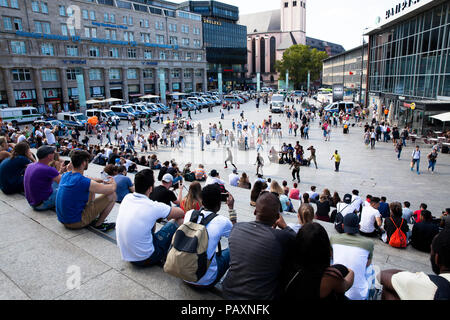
[324,101,358,114]
[269,94,285,113]
[0,107,42,124]
[86,109,120,123]
[110,105,140,120]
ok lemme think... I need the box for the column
[167,68,172,93]
[154,67,159,95]
[139,68,144,96]
[122,67,128,103]
[2,68,16,107]
[33,67,45,106]
[192,68,196,92]
[255,36,261,73]
[180,68,185,92]
[103,67,111,99]
[83,68,91,100]
[59,67,69,104]
[203,68,207,93]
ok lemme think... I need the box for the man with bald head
[223,192,296,300]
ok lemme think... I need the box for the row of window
[2,18,201,47]
[11,68,204,82]
[9,40,203,61]
[0,0,19,9]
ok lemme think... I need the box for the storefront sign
[14,90,36,100]
[203,18,222,26]
[44,89,59,98]
[92,22,128,30]
[141,62,158,66]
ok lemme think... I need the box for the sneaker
[93,222,116,232]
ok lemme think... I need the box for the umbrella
[88,116,98,126]
[430,112,450,122]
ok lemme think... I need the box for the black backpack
[334,201,356,234]
[428,275,450,300]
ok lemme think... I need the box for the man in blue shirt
[378,196,390,219]
[56,150,117,232]
[114,166,134,203]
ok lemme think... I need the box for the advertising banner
[333,84,344,102]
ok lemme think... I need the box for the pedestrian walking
[290,160,301,183]
[395,140,403,160]
[411,145,421,175]
[427,149,438,174]
[255,153,264,176]
[331,150,341,172]
[224,147,237,170]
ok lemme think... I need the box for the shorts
[64,194,111,230]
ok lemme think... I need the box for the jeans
[131,221,179,267]
[397,149,402,159]
[428,160,436,172]
[411,159,420,173]
[32,182,58,211]
[191,248,230,288]
[173,176,183,185]
[402,137,406,146]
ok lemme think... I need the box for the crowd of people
[0,93,449,301]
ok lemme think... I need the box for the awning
[168,93,188,96]
[86,99,102,104]
[430,112,450,122]
[139,94,160,99]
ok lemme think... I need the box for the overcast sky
[173,0,397,50]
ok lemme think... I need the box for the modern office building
[366,0,450,134]
[178,0,247,91]
[240,0,345,89]
[322,43,369,103]
[0,0,207,111]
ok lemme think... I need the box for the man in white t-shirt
[380,229,450,300]
[331,213,375,300]
[44,123,56,145]
[205,169,225,186]
[116,169,185,267]
[17,132,27,143]
[228,169,239,187]
[183,184,236,288]
[359,197,382,238]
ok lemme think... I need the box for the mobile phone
[64,160,70,166]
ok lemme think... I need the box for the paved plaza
[1,100,448,299]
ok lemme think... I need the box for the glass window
[12,68,31,81]
[0,0,8,7]
[11,41,26,54]
[14,17,23,31]
[127,48,136,58]
[31,1,39,12]
[90,11,96,20]
[89,69,102,81]
[61,24,68,36]
[144,49,152,59]
[3,17,12,30]
[159,51,166,60]
[109,47,119,58]
[89,46,99,57]
[143,69,153,79]
[41,43,54,56]
[104,13,109,23]
[173,51,179,60]
[66,68,81,81]
[10,0,19,8]
[41,2,48,14]
[66,45,78,57]
[41,69,58,81]
[110,14,115,23]
[59,5,66,16]
[127,69,137,79]
[82,9,88,20]
[109,69,121,80]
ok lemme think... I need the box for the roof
[306,36,345,54]
[239,9,281,34]
[323,43,368,62]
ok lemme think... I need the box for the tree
[275,44,328,89]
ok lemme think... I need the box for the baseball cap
[232,168,238,174]
[343,193,352,204]
[343,213,360,234]
[36,145,56,160]
[162,174,173,184]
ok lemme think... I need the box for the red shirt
[413,210,423,223]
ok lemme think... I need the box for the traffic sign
[411,102,416,110]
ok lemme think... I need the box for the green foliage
[275,44,329,89]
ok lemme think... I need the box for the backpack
[163,210,221,282]
[388,218,407,248]
[428,275,450,300]
[334,201,355,233]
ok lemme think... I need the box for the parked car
[110,105,140,120]
[86,109,120,123]
[323,101,359,114]
[223,95,244,104]
[269,94,285,113]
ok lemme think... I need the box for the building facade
[0,0,207,110]
[178,1,247,91]
[240,0,345,89]
[322,44,369,103]
[366,0,450,134]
